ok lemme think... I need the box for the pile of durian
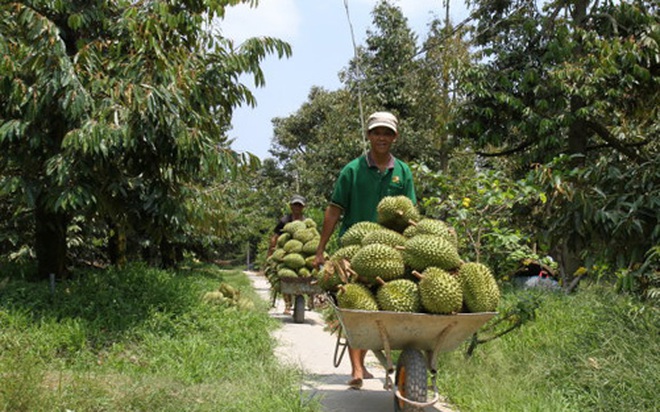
[202,282,255,310]
[263,218,324,293]
[317,195,500,314]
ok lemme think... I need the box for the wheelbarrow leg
[293,294,305,323]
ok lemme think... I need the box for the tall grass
[436,284,659,412]
[0,262,317,412]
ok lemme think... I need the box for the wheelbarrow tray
[279,276,322,295]
[333,303,496,353]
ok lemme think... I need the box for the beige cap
[290,195,306,205]
[367,111,398,133]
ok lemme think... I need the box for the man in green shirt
[314,111,416,389]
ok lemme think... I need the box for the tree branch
[586,120,647,164]
[475,138,535,157]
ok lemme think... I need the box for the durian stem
[336,260,349,283]
[411,270,424,280]
[375,276,386,285]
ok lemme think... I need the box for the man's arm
[267,233,279,257]
[313,204,342,268]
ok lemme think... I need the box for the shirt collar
[365,152,395,170]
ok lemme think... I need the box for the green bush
[435,284,659,411]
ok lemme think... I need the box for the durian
[376,277,421,312]
[458,262,500,312]
[414,267,463,314]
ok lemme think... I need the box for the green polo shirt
[330,153,416,235]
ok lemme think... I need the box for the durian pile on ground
[316,195,500,315]
[202,282,255,310]
[263,218,324,299]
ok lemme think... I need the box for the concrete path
[246,271,457,412]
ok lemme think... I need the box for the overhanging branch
[475,138,534,157]
[586,120,647,164]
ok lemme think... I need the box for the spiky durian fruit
[376,278,421,312]
[315,260,344,292]
[302,238,320,255]
[458,262,500,312]
[294,227,319,243]
[407,218,458,249]
[361,228,407,248]
[282,253,306,270]
[402,234,462,272]
[350,243,405,283]
[340,221,383,246]
[376,196,421,232]
[337,283,379,311]
[304,218,317,229]
[282,220,307,235]
[414,267,463,314]
[271,248,287,262]
[277,268,298,279]
[330,244,362,263]
[283,239,303,254]
[276,232,291,248]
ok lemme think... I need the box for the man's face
[290,203,304,213]
[367,127,397,155]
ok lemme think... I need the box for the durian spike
[411,270,424,280]
[375,276,386,286]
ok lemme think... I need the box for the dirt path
[246,271,457,412]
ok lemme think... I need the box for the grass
[0,261,318,412]
[2,262,658,412]
[434,284,659,412]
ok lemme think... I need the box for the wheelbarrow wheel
[394,349,427,412]
[293,295,305,323]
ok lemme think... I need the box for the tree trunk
[160,236,176,268]
[556,0,592,279]
[568,95,589,166]
[108,218,128,267]
[35,201,69,280]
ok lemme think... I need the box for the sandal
[347,378,363,390]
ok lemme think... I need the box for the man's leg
[283,294,292,314]
[348,347,373,388]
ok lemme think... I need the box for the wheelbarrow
[330,299,496,411]
[279,276,323,323]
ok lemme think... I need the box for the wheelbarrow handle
[333,328,349,368]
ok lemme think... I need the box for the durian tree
[455,0,659,286]
[269,0,472,200]
[0,0,291,276]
